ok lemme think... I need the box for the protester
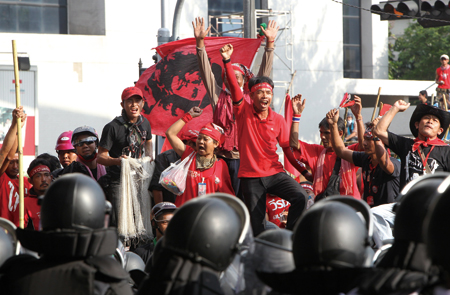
[0,107,31,227]
[0,174,133,295]
[345,113,357,143]
[24,158,52,230]
[36,153,61,173]
[221,43,307,236]
[98,86,153,226]
[150,130,198,204]
[285,95,362,200]
[193,17,277,200]
[373,101,450,189]
[133,202,176,265]
[436,54,450,110]
[418,89,436,107]
[52,131,77,178]
[328,110,401,207]
[60,126,106,181]
[165,106,234,206]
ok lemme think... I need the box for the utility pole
[244,0,256,38]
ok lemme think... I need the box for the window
[343,0,361,78]
[0,0,67,34]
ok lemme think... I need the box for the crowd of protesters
[1,16,450,295]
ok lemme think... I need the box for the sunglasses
[74,141,95,147]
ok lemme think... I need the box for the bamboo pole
[431,93,435,106]
[371,87,382,121]
[378,102,384,117]
[443,94,449,140]
[12,40,24,229]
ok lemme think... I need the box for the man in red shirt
[24,158,52,230]
[221,44,307,236]
[0,107,30,227]
[436,54,450,110]
[286,95,363,200]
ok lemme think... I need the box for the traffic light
[371,0,450,27]
[419,0,450,27]
[371,1,421,20]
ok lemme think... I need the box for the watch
[373,137,381,142]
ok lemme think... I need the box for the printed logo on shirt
[189,170,200,178]
[366,196,374,206]
[268,198,290,211]
[407,152,440,181]
[372,185,378,194]
[215,176,220,184]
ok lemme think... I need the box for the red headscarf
[200,123,225,145]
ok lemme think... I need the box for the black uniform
[0,228,132,295]
[353,152,401,206]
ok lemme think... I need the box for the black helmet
[163,193,246,271]
[0,226,14,267]
[424,174,450,271]
[40,173,110,231]
[293,196,372,269]
[254,229,295,274]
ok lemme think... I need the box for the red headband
[200,123,225,145]
[251,83,273,93]
[29,165,50,178]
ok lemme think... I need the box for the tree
[390,21,450,80]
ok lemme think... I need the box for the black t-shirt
[149,149,180,203]
[388,132,450,189]
[99,115,152,179]
[352,152,401,207]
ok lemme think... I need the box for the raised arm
[350,96,364,150]
[374,139,395,175]
[290,94,305,150]
[0,107,25,171]
[193,17,221,109]
[166,107,203,157]
[327,109,354,164]
[257,20,278,77]
[221,44,244,104]
[373,100,410,145]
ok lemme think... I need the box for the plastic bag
[159,151,195,195]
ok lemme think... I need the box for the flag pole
[12,40,24,229]
[431,93,435,106]
[378,102,384,117]
[443,95,449,140]
[371,87,382,121]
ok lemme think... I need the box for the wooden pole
[371,87,382,121]
[378,102,384,117]
[431,93,435,106]
[12,40,24,229]
[443,94,449,140]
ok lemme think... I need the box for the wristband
[181,113,193,123]
[293,114,302,118]
[292,116,301,123]
[267,39,275,43]
[356,118,362,122]
[223,59,231,64]
[373,137,380,142]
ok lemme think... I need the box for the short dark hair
[36,153,61,172]
[27,158,51,177]
[248,76,274,91]
[419,90,428,97]
[319,117,345,132]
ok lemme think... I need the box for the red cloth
[0,173,32,227]
[213,90,252,152]
[291,141,360,199]
[225,61,288,178]
[437,66,450,89]
[135,37,262,137]
[24,191,41,230]
[175,146,235,207]
[412,137,447,152]
[266,194,290,228]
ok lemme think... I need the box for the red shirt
[293,141,361,199]
[0,173,32,227]
[24,190,41,230]
[266,194,290,228]
[437,66,450,89]
[233,102,288,178]
[175,146,235,207]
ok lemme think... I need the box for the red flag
[136,37,262,136]
[339,93,355,108]
[379,104,392,116]
[283,94,300,177]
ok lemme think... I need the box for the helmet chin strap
[78,151,97,162]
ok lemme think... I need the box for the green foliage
[390,21,450,80]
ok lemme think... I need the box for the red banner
[136,37,262,136]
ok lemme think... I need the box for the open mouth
[130,108,139,115]
[261,100,269,107]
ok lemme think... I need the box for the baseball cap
[441,54,449,60]
[121,86,143,101]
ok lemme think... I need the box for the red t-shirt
[0,173,32,227]
[437,66,450,89]
[175,146,235,207]
[24,192,41,230]
[266,194,290,228]
[293,141,361,199]
[233,102,288,178]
